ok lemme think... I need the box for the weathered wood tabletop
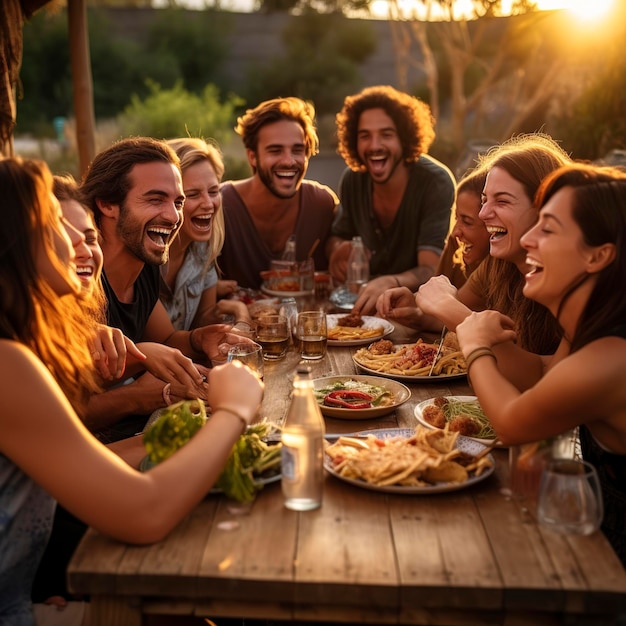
[68,324,626,626]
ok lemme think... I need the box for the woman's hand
[414,275,458,317]
[456,310,517,355]
[207,361,264,426]
[376,286,423,328]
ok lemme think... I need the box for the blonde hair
[167,137,226,270]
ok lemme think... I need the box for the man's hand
[90,324,146,382]
[351,275,400,316]
[138,342,207,392]
[192,324,257,364]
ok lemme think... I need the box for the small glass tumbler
[227,341,265,380]
[296,310,327,360]
[255,314,290,360]
[536,459,603,536]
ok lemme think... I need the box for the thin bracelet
[162,383,173,406]
[464,347,497,373]
[214,406,248,435]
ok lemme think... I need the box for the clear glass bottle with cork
[280,366,325,510]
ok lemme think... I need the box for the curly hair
[336,85,435,171]
[234,97,319,157]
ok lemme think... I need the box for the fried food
[325,424,493,488]
[368,339,394,355]
[337,313,364,327]
[422,404,446,429]
[449,414,481,437]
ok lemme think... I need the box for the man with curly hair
[327,85,455,315]
[220,97,339,289]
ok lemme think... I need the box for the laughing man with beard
[80,137,251,441]
[219,97,339,290]
[327,85,455,315]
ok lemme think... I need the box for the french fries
[325,426,492,488]
[353,340,466,377]
[328,325,385,341]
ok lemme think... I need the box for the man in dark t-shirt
[327,86,455,315]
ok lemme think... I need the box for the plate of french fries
[326,314,394,346]
[324,425,495,494]
[352,337,467,382]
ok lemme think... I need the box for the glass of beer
[227,341,265,380]
[255,315,290,360]
[296,310,327,360]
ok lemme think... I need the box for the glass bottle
[346,236,369,295]
[281,366,325,510]
[282,234,297,262]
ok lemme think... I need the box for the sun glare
[535,0,615,20]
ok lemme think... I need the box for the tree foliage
[243,11,376,115]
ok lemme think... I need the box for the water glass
[226,341,265,380]
[536,459,603,536]
[255,314,290,360]
[296,310,327,360]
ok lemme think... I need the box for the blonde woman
[162,138,251,331]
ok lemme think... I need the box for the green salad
[142,400,281,503]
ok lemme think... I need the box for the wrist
[189,328,202,354]
[464,346,497,372]
[213,406,251,435]
[391,275,401,288]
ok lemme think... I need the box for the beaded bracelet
[214,406,249,435]
[464,347,497,373]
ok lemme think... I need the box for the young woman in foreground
[455,164,626,564]
[0,157,263,625]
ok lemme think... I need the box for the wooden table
[68,330,626,626]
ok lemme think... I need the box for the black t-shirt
[102,264,160,343]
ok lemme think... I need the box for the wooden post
[67,0,96,177]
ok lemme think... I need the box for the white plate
[414,396,496,445]
[352,343,467,383]
[324,434,495,494]
[261,285,314,298]
[326,314,394,347]
[313,375,410,420]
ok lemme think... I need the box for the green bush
[117,80,243,145]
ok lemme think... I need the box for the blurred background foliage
[16,1,626,179]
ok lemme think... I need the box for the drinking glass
[536,459,603,536]
[226,341,265,380]
[509,441,551,506]
[296,310,327,360]
[255,314,290,360]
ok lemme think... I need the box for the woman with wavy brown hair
[0,157,263,625]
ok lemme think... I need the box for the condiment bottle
[346,235,369,295]
[281,366,325,510]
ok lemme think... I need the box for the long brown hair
[0,157,101,414]
[534,164,626,353]
[476,134,572,354]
